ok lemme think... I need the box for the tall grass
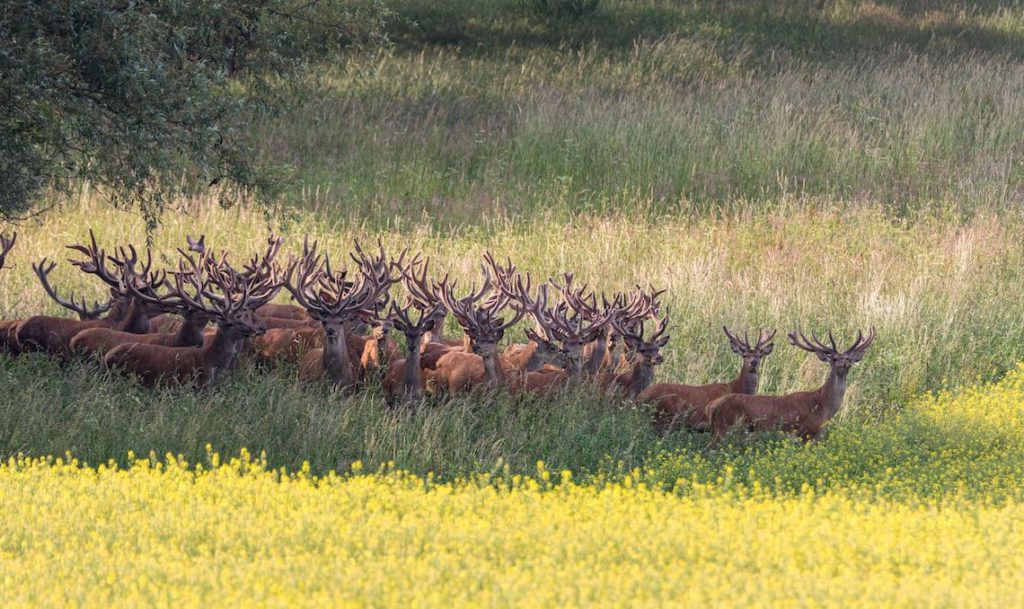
[1,193,1022,474]
[254,1,1024,223]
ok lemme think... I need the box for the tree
[0,0,390,225]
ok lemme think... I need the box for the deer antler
[724,326,777,351]
[434,265,524,343]
[284,240,387,322]
[241,234,284,278]
[788,326,836,358]
[66,230,125,293]
[757,328,778,349]
[32,258,113,319]
[845,327,876,358]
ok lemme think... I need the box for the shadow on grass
[388,0,1024,60]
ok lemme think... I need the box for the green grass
[255,0,1024,223]
[1,195,1023,476]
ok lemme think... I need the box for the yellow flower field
[3,366,1024,608]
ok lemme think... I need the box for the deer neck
[118,300,152,334]
[363,336,382,369]
[175,313,208,347]
[483,351,505,387]
[205,327,242,380]
[628,357,655,397]
[323,332,355,387]
[402,334,423,399]
[425,323,446,344]
[729,366,759,395]
[817,369,849,420]
[586,333,607,375]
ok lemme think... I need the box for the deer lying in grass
[428,264,527,393]
[706,327,876,441]
[598,301,670,398]
[103,253,280,385]
[16,233,156,357]
[641,327,776,432]
[285,241,395,388]
[69,250,219,356]
[384,257,444,403]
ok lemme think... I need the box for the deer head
[434,264,525,359]
[612,300,670,367]
[284,240,392,340]
[788,327,876,380]
[723,326,776,376]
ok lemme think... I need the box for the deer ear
[656,335,670,348]
[816,351,832,363]
[762,343,774,356]
[729,341,744,355]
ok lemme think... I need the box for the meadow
[2,0,1024,606]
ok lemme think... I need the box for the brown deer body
[287,240,396,388]
[707,328,875,441]
[104,253,279,385]
[641,327,775,431]
[257,303,308,321]
[106,323,253,385]
[597,303,669,398]
[251,326,323,363]
[384,258,445,403]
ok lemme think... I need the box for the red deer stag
[706,327,876,441]
[640,327,776,432]
[384,257,444,403]
[285,242,393,388]
[103,254,280,385]
[428,266,526,394]
[598,300,670,398]
[16,232,157,357]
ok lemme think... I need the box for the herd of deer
[0,231,875,441]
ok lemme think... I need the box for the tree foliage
[0,0,390,224]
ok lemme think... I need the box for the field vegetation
[2,366,1024,607]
